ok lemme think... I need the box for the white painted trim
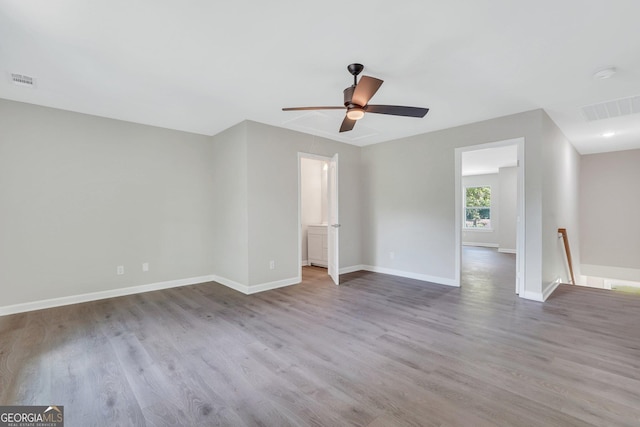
[455,138,526,297]
[522,278,561,302]
[521,290,544,302]
[0,275,217,316]
[542,278,562,301]
[498,248,517,254]
[361,265,458,287]
[211,275,250,294]
[340,264,365,274]
[246,276,300,294]
[581,264,640,282]
[212,274,300,295]
[462,242,499,248]
[301,259,310,267]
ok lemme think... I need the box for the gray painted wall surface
[540,113,581,286]
[498,166,518,252]
[245,121,362,286]
[209,122,249,285]
[0,99,214,306]
[580,149,640,281]
[361,109,556,299]
[0,98,583,307]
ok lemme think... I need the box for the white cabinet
[308,225,328,267]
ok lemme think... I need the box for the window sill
[463,228,494,232]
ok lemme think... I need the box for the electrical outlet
[269,260,275,270]
[142,262,149,272]
[117,265,124,275]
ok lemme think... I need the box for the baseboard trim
[522,278,561,302]
[498,248,516,254]
[360,265,458,287]
[212,275,300,295]
[340,265,365,274]
[0,275,217,316]
[542,278,562,301]
[246,277,300,294]
[462,242,499,248]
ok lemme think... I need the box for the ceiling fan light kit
[283,63,429,133]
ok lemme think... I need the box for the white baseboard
[542,278,562,301]
[360,265,458,287]
[212,275,300,295]
[301,259,309,267]
[522,277,561,302]
[581,264,640,283]
[340,264,365,274]
[462,242,499,248]
[0,275,217,316]
[521,290,543,302]
[246,277,300,294]
[498,248,516,254]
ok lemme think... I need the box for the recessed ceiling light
[602,131,616,138]
[593,67,617,80]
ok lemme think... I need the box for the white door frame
[454,138,525,294]
[297,152,333,280]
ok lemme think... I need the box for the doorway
[455,138,525,294]
[298,153,340,285]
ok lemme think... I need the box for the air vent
[10,73,36,87]
[582,95,640,121]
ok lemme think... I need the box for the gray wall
[361,109,577,300]
[580,149,640,281]
[498,166,518,252]
[0,98,583,308]
[541,114,581,286]
[245,121,362,287]
[462,173,500,247]
[0,99,215,307]
[209,122,249,285]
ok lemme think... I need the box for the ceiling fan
[282,63,429,133]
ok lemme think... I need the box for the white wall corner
[0,275,218,316]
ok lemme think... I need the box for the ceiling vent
[582,95,640,121]
[10,73,36,87]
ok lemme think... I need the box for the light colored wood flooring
[2,247,640,426]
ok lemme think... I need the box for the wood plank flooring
[2,247,640,426]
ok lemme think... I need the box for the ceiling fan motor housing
[343,85,357,108]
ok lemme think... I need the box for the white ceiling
[2,1,640,154]
[462,145,517,176]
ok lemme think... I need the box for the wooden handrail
[558,228,575,285]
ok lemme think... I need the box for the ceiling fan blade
[339,116,356,133]
[365,105,429,118]
[352,76,383,107]
[282,106,344,111]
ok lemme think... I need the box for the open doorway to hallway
[456,138,524,294]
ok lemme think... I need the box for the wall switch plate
[117,265,124,275]
[142,262,149,272]
[269,260,275,270]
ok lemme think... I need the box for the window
[465,186,491,229]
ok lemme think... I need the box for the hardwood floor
[2,247,640,426]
